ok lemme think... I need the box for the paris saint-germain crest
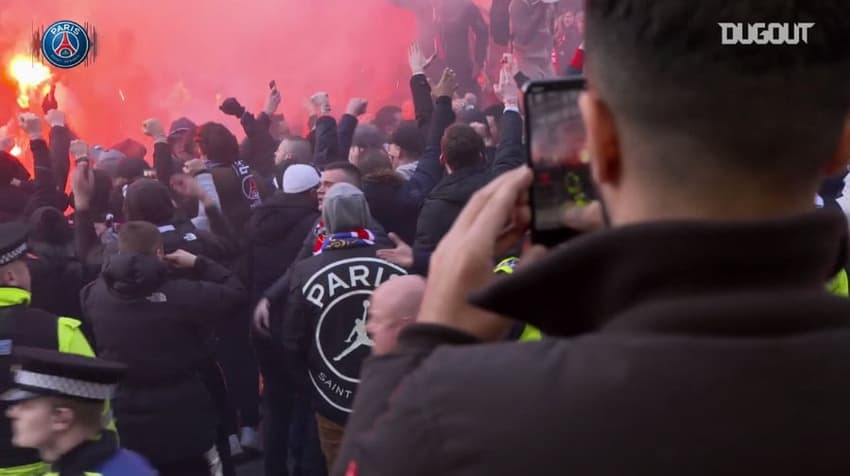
[41,20,91,69]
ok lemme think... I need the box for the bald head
[367,275,425,355]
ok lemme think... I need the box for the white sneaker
[239,426,262,452]
[228,434,243,457]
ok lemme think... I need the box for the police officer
[0,222,99,476]
[2,347,155,475]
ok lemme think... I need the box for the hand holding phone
[523,78,597,247]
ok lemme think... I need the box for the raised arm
[142,118,175,186]
[491,64,525,176]
[46,109,71,191]
[408,42,436,131]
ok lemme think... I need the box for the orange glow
[8,54,52,109]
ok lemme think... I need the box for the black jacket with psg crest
[281,244,406,426]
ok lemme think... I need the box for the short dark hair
[585,0,850,186]
[118,221,162,255]
[352,124,386,149]
[196,122,239,164]
[323,161,362,188]
[441,124,485,171]
[390,122,425,158]
[357,149,394,177]
[374,105,403,132]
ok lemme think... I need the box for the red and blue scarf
[312,221,375,255]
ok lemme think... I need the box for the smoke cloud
[0,0,417,150]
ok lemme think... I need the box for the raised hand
[71,160,96,210]
[408,42,436,76]
[264,88,282,116]
[219,97,246,118]
[310,92,331,116]
[45,109,66,128]
[432,68,458,99]
[69,140,89,162]
[18,113,43,140]
[141,118,167,143]
[494,66,520,107]
[346,98,369,117]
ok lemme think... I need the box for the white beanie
[282,164,321,194]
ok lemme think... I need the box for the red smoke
[0,0,417,155]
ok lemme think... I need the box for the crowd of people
[0,0,850,475]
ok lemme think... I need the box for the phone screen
[524,79,595,245]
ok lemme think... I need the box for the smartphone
[523,77,596,247]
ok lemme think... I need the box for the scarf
[316,229,375,255]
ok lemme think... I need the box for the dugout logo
[31,21,98,69]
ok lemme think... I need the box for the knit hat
[282,164,321,194]
[28,207,72,245]
[322,183,371,234]
[124,179,175,225]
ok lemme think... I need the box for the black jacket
[81,254,246,464]
[26,250,96,343]
[245,191,320,305]
[363,172,419,244]
[411,108,525,275]
[282,246,407,426]
[335,210,850,476]
[413,163,490,253]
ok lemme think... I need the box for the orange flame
[8,54,52,109]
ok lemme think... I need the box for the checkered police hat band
[0,243,27,266]
[14,370,116,400]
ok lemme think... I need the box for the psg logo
[41,21,91,69]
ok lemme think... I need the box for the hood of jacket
[250,192,319,244]
[102,254,168,298]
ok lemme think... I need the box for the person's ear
[0,268,13,287]
[156,246,165,260]
[579,90,621,188]
[50,407,74,432]
[825,116,850,176]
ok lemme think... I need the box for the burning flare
[8,54,52,109]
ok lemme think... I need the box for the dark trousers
[254,332,293,475]
[290,395,327,476]
[200,358,236,476]
[217,309,261,428]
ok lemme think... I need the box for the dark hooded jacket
[282,184,406,426]
[80,253,246,465]
[245,191,320,305]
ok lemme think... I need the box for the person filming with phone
[335,1,850,475]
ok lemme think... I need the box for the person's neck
[39,426,98,463]
[609,184,819,226]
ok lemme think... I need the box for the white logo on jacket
[302,258,407,413]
